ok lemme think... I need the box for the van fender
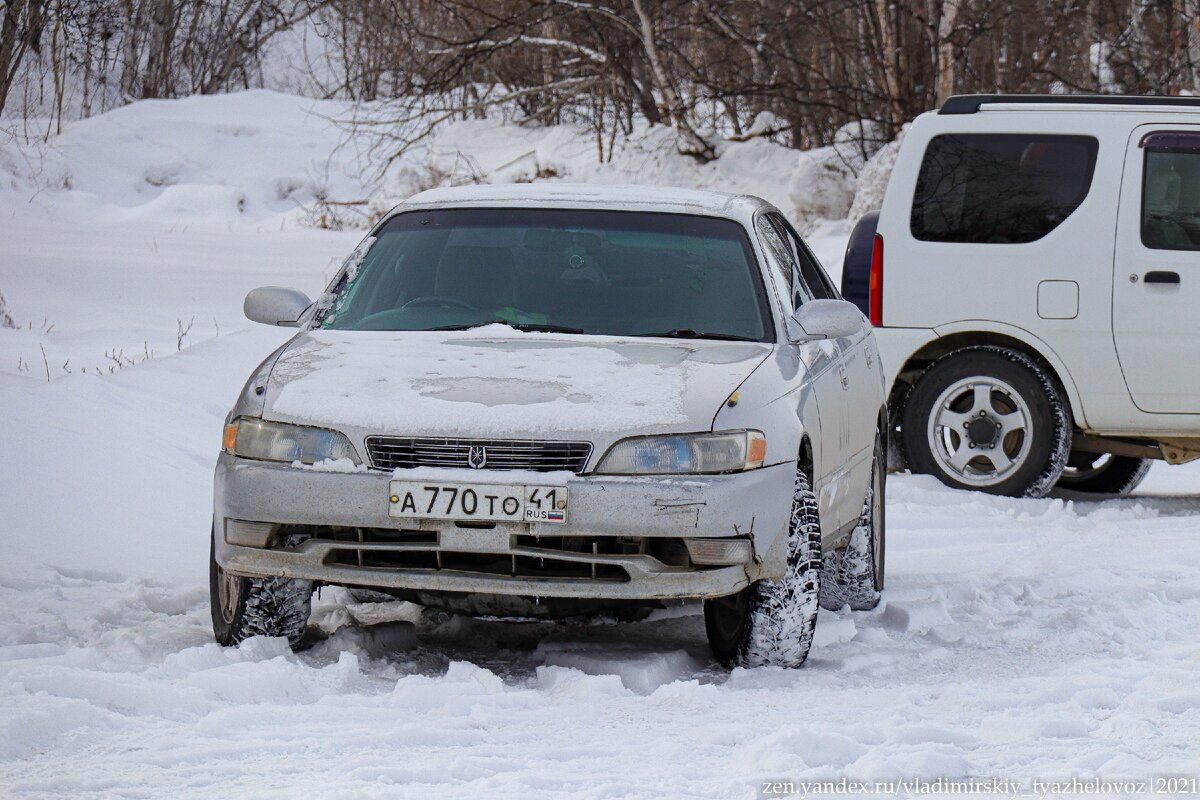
[928,320,1087,430]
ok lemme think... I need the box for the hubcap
[927,377,1032,486]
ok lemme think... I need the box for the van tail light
[868,233,884,327]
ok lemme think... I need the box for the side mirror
[244,286,312,327]
[788,299,864,341]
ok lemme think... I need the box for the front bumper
[213,455,794,600]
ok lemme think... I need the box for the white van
[842,94,1200,497]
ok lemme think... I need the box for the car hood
[262,327,772,452]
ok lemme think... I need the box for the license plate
[388,481,568,524]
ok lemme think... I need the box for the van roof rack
[939,94,1200,115]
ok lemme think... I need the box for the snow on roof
[399,182,767,218]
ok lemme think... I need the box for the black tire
[1056,452,1153,495]
[821,432,885,612]
[704,469,821,669]
[902,347,1071,498]
[209,528,313,650]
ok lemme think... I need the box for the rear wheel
[821,431,884,611]
[209,527,313,650]
[902,347,1070,498]
[1056,452,1153,495]
[704,469,821,668]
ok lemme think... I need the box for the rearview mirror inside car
[523,228,602,253]
[244,286,312,327]
[788,299,864,341]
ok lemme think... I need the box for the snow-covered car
[842,94,1200,498]
[210,184,887,667]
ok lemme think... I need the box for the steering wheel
[400,295,476,310]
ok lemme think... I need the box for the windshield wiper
[635,328,759,342]
[504,321,585,334]
[427,320,584,334]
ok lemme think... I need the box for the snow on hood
[264,327,772,440]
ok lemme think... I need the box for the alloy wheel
[926,376,1033,487]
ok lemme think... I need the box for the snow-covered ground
[2,92,1199,799]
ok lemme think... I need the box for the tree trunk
[119,0,141,100]
[874,0,904,132]
[629,0,713,160]
[934,0,961,105]
[0,0,45,116]
[1178,0,1200,93]
[141,0,175,98]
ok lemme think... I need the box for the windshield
[317,208,773,342]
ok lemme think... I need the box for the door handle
[1144,271,1181,284]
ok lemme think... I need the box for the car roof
[394,182,769,220]
[939,93,1200,115]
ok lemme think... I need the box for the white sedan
[210,183,886,668]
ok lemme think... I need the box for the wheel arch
[797,435,814,481]
[887,326,1083,434]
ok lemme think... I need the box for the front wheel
[902,347,1071,498]
[209,527,314,650]
[704,469,822,668]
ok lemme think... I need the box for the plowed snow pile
[2,92,1199,799]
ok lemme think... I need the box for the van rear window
[911,134,1098,244]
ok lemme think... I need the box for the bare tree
[0,0,47,114]
[8,0,1200,174]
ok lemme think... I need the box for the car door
[786,225,878,491]
[755,213,851,532]
[1113,126,1200,415]
[775,216,876,512]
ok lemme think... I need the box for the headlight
[595,430,766,475]
[223,417,361,465]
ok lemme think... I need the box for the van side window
[1141,132,1200,251]
[911,134,1099,244]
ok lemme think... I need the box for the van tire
[1056,453,1153,495]
[902,347,1071,498]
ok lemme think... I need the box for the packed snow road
[2,214,1199,799]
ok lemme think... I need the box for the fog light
[224,519,276,548]
[685,538,753,565]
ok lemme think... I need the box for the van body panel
[871,106,1200,437]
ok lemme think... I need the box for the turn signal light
[685,538,753,565]
[223,423,238,451]
[746,435,767,468]
[224,519,276,548]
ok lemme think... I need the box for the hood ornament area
[467,445,488,469]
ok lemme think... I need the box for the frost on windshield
[316,235,376,326]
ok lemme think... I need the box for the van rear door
[1113,127,1200,414]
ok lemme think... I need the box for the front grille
[366,436,593,474]
[329,547,629,582]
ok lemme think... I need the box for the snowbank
[1,90,374,228]
[2,90,898,250]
